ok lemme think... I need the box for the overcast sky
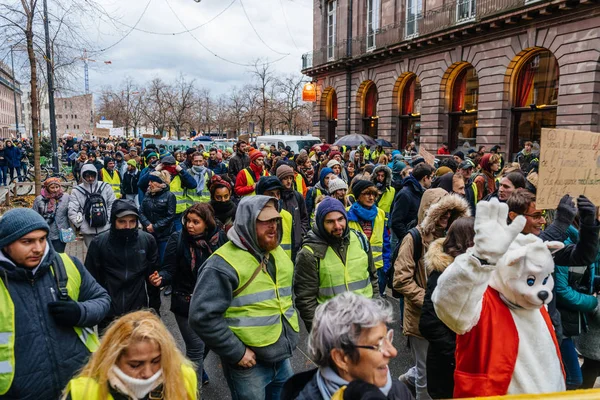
[84,0,313,96]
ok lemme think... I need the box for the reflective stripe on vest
[281,209,293,258]
[214,242,299,347]
[101,168,121,199]
[0,253,100,395]
[347,207,386,270]
[377,187,395,214]
[294,173,305,198]
[242,168,267,196]
[185,171,213,204]
[309,188,323,222]
[170,175,189,214]
[472,182,478,205]
[305,232,373,304]
[66,364,198,400]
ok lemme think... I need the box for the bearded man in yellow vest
[189,196,299,400]
[234,149,269,197]
[294,197,379,331]
[0,208,110,399]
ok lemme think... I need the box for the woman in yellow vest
[63,310,197,400]
[101,157,122,199]
[371,165,396,216]
[346,180,390,298]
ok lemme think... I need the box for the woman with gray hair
[283,292,413,400]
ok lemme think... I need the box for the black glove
[343,380,387,400]
[555,195,577,226]
[578,195,597,226]
[48,299,82,327]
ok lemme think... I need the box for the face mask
[150,160,159,168]
[211,199,234,213]
[111,227,138,241]
[192,165,204,174]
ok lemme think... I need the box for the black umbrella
[333,134,378,147]
[376,138,393,147]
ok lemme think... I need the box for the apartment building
[0,62,23,139]
[55,94,94,137]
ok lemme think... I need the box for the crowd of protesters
[1,132,599,400]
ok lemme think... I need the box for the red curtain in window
[331,94,338,120]
[365,85,377,117]
[516,61,536,107]
[402,77,415,115]
[452,70,467,111]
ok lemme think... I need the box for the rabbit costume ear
[545,241,565,254]
[504,246,529,267]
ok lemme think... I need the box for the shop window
[397,74,421,148]
[363,84,378,138]
[326,90,338,143]
[448,66,479,150]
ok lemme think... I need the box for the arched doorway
[448,64,479,150]
[510,49,559,154]
[362,83,378,138]
[326,89,338,144]
[397,74,421,149]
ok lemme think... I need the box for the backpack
[388,227,422,298]
[76,184,108,228]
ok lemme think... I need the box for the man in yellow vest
[294,197,378,330]
[234,149,269,197]
[0,208,110,399]
[185,152,214,204]
[100,157,122,199]
[189,196,299,399]
[347,180,390,298]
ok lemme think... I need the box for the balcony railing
[302,0,537,71]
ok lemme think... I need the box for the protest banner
[419,146,436,166]
[538,128,600,209]
[93,127,110,138]
[142,138,213,152]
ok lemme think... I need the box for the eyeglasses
[352,329,394,354]
[524,212,545,221]
[361,192,378,198]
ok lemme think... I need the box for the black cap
[459,160,475,170]
[256,176,284,195]
[351,180,377,199]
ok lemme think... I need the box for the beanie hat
[160,155,176,165]
[250,150,263,162]
[256,176,284,195]
[186,147,197,156]
[149,170,172,185]
[276,165,295,181]
[411,157,425,167]
[327,159,341,169]
[352,179,377,199]
[435,166,453,177]
[316,196,347,223]
[454,151,465,160]
[328,178,348,193]
[329,150,342,159]
[146,152,158,160]
[0,208,50,249]
[127,159,137,167]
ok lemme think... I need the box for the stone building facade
[55,94,95,137]
[302,0,600,157]
[0,61,23,139]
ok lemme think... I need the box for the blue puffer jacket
[4,144,21,168]
[0,245,111,400]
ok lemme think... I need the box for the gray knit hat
[328,178,348,193]
[0,208,49,249]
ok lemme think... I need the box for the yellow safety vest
[170,175,188,214]
[347,207,386,270]
[304,231,373,304]
[65,364,198,400]
[377,187,396,215]
[309,187,324,223]
[281,209,293,259]
[294,173,305,198]
[0,253,100,395]
[242,168,268,197]
[215,242,299,347]
[101,168,121,199]
[185,171,213,205]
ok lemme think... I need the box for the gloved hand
[48,299,82,327]
[343,380,387,400]
[472,198,526,265]
[555,195,577,226]
[577,195,597,226]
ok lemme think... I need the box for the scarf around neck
[187,228,220,271]
[109,365,163,399]
[316,366,392,399]
[191,165,207,194]
[349,202,378,222]
[41,187,63,213]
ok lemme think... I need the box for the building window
[457,0,476,23]
[398,74,422,148]
[327,1,337,61]
[511,50,559,154]
[406,0,422,38]
[74,114,77,119]
[367,0,380,51]
[362,83,378,138]
[66,124,69,129]
[448,65,479,150]
[325,89,338,143]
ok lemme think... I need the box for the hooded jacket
[281,188,309,261]
[393,190,470,338]
[306,167,333,218]
[0,244,110,399]
[189,196,299,365]
[84,201,159,324]
[390,174,425,241]
[139,186,176,241]
[228,149,250,180]
[68,164,116,235]
[294,210,378,331]
[419,238,458,399]
[371,165,396,214]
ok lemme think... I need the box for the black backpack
[76,184,108,228]
[388,227,422,298]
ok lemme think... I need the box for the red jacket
[437,147,450,155]
[234,163,269,196]
[453,287,564,398]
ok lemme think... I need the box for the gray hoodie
[189,196,299,365]
[68,164,116,235]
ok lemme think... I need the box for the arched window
[397,74,421,148]
[326,90,338,143]
[449,65,478,150]
[511,50,558,154]
[363,83,378,138]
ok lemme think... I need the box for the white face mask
[110,365,163,399]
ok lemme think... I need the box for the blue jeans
[222,358,293,400]
[377,268,387,296]
[560,338,583,389]
[0,166,7,185]
[157,240,168,264]
[173,213,183,232]
[175,314,204,396]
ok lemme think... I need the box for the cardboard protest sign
[93,128,110,138]
[142,138,212,152]
[419,146,436,167]
[538,128,600,209]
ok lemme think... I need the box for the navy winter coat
[390,174,425,241]
[4,145,21,168]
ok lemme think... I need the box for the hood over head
[371,165,392,188]
[319,167,334,189]
[418,188,448,225]
[80,164,98,187]
[420,191,471,236]
[432,173,454,193]
[110,199,139,225]
[424,238,455,275]
[314,196,349,242]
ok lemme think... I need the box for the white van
[255,135,321,154]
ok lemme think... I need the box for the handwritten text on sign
[538,128,600,209]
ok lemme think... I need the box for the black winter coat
[281,189,309,261]
[85,228,159,322]
[391,175,424,242]
[121,170,140,195]
[228,151,250,180]
[140,187,176,241]
[0,148,6,167]
[160,229,228,317]
[419,239,456,400]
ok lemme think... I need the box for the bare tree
[250,59,276,135]
[229,86,248,137]
[276,74,305,134]
[143,78,170,137]
[166,74,196,139]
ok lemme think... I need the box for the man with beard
[84,199,160,331]
[228,140,250,180]
[190,196,299,399]
[294,197,378,331]
[185,152,214,204]
[208,147,228,174]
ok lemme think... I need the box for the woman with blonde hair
[63,310,197,400]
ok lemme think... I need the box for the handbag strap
[232,255,268,297]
